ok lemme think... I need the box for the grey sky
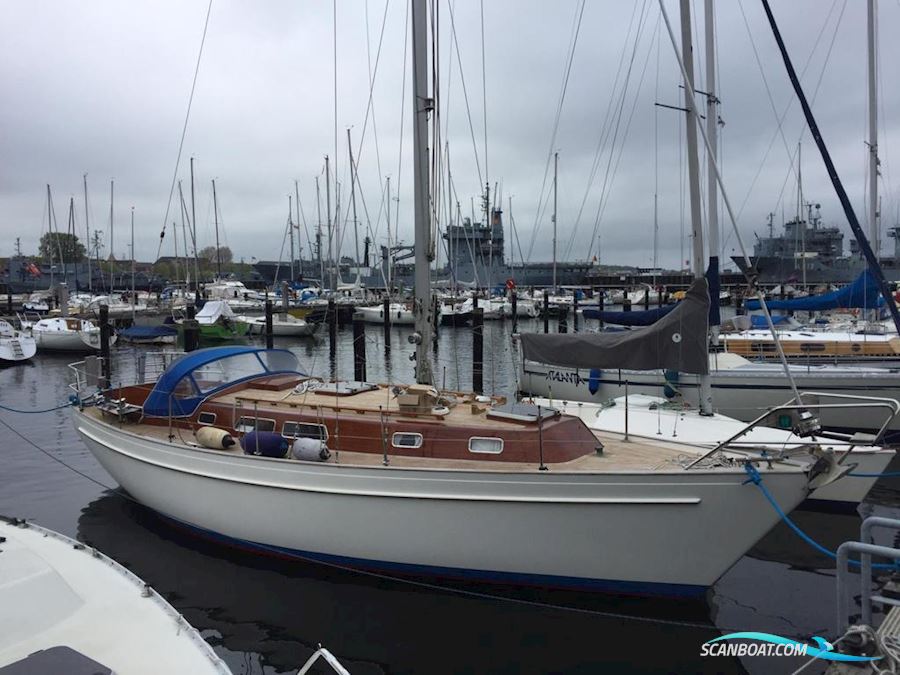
[2,0,898,272]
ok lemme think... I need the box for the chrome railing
[684,391,900,470]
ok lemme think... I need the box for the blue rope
[849,471,900,478]
[742,463,898,570]
[0,401,73,414]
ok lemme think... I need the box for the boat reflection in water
[77,493,742,675]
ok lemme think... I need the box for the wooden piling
[328,298,337,358]
[382,296,391,347]
[543,290,549,334]
[353,313,366,382]
[265,300,274,349]
[510,291,518,334]
[99,304,111,385]
[472,307,484,394]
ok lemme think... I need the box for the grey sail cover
[520,278,710,375]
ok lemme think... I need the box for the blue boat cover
[582,304,677,326]
[142,346,302,418]
[118,325,178,339]
[744,269,884,311]
[749,314,792,328]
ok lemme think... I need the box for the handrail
[837,539,900,634]
[684,391,900,470]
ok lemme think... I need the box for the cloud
[2,0,898,274]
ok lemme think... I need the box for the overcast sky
[2,0,899,272]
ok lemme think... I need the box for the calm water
[2,319,900,675]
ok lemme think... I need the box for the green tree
[198,245,233,266]
[39,232,86,264]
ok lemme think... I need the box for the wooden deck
[86,406,793,474]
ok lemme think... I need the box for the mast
[385,175,392,291]
[411,0,434,385]
[178,181,191,290]
[867,0,879,260]
[288,194,295,282]
[798,143,806,286]
[680,0,712,415]
[130,206,136,320]
[294,180,303,276]
[347,128,361,278]
[704,0,720,333]
[325,155,333,290]
[316,176,325,284]
[83,174,91,292]
[552,152,558,293]
[190,157,199,293]
[109,179,114,290]
[212,179,222,279]
[66,196,75,288]
[173,221,180,285]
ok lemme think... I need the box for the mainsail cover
[743,269,883,311]
[521,278,710,374]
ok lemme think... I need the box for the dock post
[558,310,568,334]
[264,300,274,349]
[598,293,604,329]
[643,289,650,310]
[543,290,549,334]
[573,292,579,332]
[99,304,111,386]
[353,313,366,382]
[328,298,337,359]
[623,297,632,312]
[432,295,440,339]
[472,307,484,394]
[382,296,391,348]
[184,304,199,353]
[510,291,518,334]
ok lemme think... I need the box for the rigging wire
[550,0,641,263]
[523,0,586,263]
[446,0,485,189]
[725,0,845,253]
[575,1,656,264]
[157,0,213,262]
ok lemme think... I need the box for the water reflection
[78,493,740,675]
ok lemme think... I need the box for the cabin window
[197,411,217,425]
[282,421,328,441]
[235,416,276,433]
[468,436,504,454]
[392,432,423,449]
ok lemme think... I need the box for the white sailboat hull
[520,359,900,435]
[32,329,115,352]
[0,336,36,363]
[356,305,417,325]
[0,518,229,675]
[73,408,811,595]
[239,315,317,337]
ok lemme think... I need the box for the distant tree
[39,232,85,264]
[198,245,233,265]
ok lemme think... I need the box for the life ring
[505,278,516,290]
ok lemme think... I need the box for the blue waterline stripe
[157,510,708,598]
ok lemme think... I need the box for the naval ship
[732,203,900,284]
[262,208,594,289]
